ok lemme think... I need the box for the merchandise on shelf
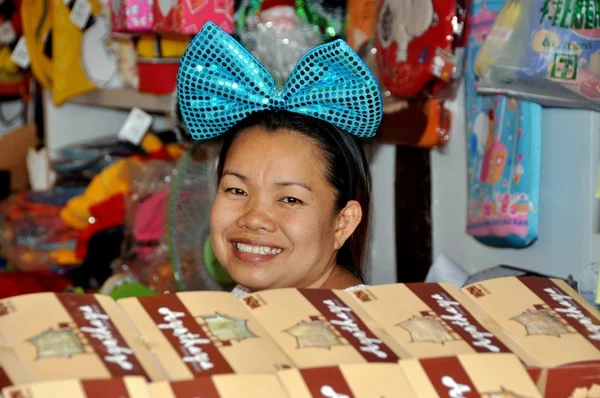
[476,0,600,111]
[373,0,469,98]
[465,0,542,248]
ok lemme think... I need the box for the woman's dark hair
[216,110,372,283]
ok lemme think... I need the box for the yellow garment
[21,0,54,88]
[52,0,103,105]
[50,248,81,266]
[60,158,141,230]
[141,133,164,153]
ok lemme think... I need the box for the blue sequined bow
[177,22,383,140]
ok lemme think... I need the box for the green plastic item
[204,236,234,285]
[109,282,158,300]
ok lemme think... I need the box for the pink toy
[155,0,234,35]
[111,0,156,34]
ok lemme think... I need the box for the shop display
[400,353,543,397]
[346,0,377,51]
[374,0,468,98]
[0,277,596,395]
[3,377,152,398]
[154,0,234,35]
[462,276,600,367]
[341,282,535,363]
[150,374,288,397]
[465,0,542,248]
[476,0,600,111]
[277,364,417,397]
[235,0,323,86]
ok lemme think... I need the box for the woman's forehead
[224,127,327,179]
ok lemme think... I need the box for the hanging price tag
[118,107,153,145]
[0,21,16,44]
[70,0,92,29]
[10,37,30,69]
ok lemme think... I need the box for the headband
[177,22,383,141]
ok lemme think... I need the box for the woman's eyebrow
[274,180,313,192]
[222,170,247,181]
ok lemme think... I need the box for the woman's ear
[333,200,363,250]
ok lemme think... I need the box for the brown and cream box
[461,277,600,367]
[148,374,288,398]
[530,361,600,397]
[117,291,294,380]
[343,283,536,363]
[0,293,165,384]
[2,377,151,398]
[400,353,543,397]
[239,288,409,368]
[277,363,418,397]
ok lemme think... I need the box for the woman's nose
[237,201,277,232]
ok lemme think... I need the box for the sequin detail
[177,22,383,141]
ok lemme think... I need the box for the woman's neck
[305,265,363,290]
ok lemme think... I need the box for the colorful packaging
[465,0,542,248]
[117,292,294,380]
[477,0,600,111]
[277,363,418,397]
[2,377,151,398]
[0,293,166,384]
[155,0,234,35]
[346,0,377,51]
[462,277,600,367]
[374,0,467,98]
[400,353,543,397]
[344,283,537,364]
[111,0,155,34]
[240,288,408,368]
[149,374,288,398]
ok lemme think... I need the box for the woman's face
[210,127,344,290]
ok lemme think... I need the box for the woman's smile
[230,239,284,265]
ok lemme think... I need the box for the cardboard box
[461,277,600,367]
[118,292,294,380]
[277,363,418,397]
[240,288,409,368]
[530,361,600,397]
[2,377,151,398]
[0,293,165,384]
[148,374,287,398]
[400,353,543,397]
[344,283,536,363]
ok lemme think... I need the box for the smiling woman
[177,22,383,296]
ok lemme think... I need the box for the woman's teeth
[235,243,282,255]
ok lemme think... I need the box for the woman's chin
[227,266,275,291]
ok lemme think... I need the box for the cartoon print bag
[466,0,542,248]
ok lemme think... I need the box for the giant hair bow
[177,22,383,140]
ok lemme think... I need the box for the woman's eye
[225,188,247,196]
[281,197,304,205]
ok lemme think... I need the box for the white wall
[431,82,600,280]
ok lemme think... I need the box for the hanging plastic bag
[373,0,469,99]
[465,0,542,248]
[476,0,600,111]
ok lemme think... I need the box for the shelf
[69,88,173,114]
